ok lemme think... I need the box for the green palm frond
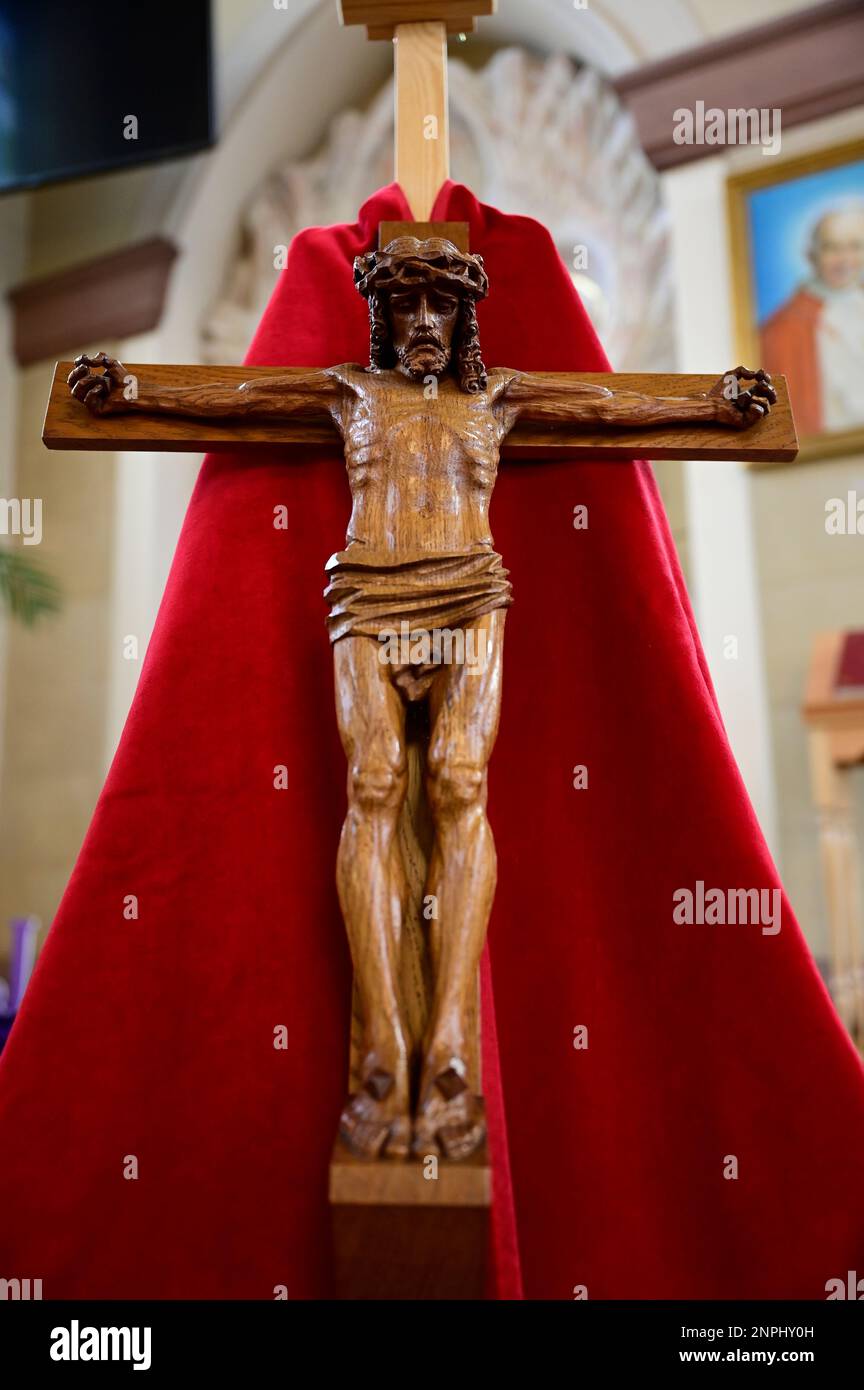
[0,548,61,626]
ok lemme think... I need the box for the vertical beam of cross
[338,3,498,219]
[394,22,449,220]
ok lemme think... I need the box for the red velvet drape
[1,182,862,1299]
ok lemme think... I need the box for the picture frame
[727,138,864,465]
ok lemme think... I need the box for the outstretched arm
[502,366,776,431]
[68,353,341,423]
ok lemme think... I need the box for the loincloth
[323,547,512,698]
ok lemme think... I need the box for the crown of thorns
[353,237,489,301]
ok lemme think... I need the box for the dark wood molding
[378,220,470,250]
[8,238,178,367]
[338,0,494,40]
[614,0,864,171]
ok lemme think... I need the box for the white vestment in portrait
[814,282,864,432]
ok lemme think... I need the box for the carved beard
[396,337,450,380]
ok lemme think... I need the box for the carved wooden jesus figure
[66,237,776,1162]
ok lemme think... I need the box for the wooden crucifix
[40,1,797,1194]
[44,258,794,1158]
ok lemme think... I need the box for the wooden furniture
[803,631,864,1048]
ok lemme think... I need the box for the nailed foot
[413,1053,486,1160]
[339,1058,411,1160]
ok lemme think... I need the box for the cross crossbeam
[43,361,798,463]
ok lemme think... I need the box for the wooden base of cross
[330,1140,490,1299]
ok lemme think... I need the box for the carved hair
[355,237,489,394]
[453,297,487,395]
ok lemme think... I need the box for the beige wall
[0,139,183,973]
[753,455,864,955]
[664,156,780,854]
[717,110,864,959]
[0,138,189,984]
[0,362,117,953]
[0,197,29,818]
[0,122,180,975]
[653,460,690,585]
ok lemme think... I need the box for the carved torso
[326,365,518,561]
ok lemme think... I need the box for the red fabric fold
[1,181,863,1299]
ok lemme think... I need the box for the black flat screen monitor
[0,0,214,194]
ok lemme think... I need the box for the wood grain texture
[330,1138,489,1205]
[339,0,494,21]
[367,18,476,36]
[45,363,798,462]
[347,722,482,1125]
[394,22,449,220]
[330,1135,490,1300]
[333,606,503,1161]
[331,1202,488,1298]
[339,0,494,39]
[378,219,470,251]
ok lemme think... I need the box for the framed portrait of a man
[728,139,864,463]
